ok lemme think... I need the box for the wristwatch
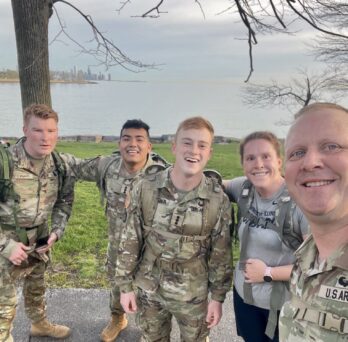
[263,266,273,282]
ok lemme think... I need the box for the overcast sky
[0,0,321,80]
[1,0,345,138]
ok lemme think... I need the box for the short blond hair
[24,104,59,125]
[175,116,214,141]
[294,102,348,119]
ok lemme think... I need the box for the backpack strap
[201,172,225,236]
[140,175,162,229]
[51,150,67,194]
[0,144,12,202]
[237,180,254,269]
[0,143,27,244]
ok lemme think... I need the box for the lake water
[0,80,292,139]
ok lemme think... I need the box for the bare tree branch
[141,0,166,18]
[285,0,348,39]
[117,1,348,81]
[242,68,348,111]
[53,0,155,71]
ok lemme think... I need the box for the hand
[120,291,137,313]
[244,258,266,283]
[35,232,57,254]
[9,242,31,265]
[205,300,222,328]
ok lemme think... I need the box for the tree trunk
[11,0,51,113]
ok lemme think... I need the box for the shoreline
[0,78,97,84]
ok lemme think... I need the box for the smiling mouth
[127,150,139,154]
[252,171,268,176]
[185,157,199,163]
[303,180,333,187]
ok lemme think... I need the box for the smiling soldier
[116,116,232,342]
[68,119,168,342]
[279,103,348,341]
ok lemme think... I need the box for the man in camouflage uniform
[279,102,348,341]
[0,104,76,341]
[117,117,232,342]
[70,119,168,342]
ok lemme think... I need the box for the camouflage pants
[136,287,209,342]
[0,255,47,342]
[106,240,125,316]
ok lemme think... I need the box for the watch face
[263,275,273,282]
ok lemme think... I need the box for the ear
[171,141,176,155]
[23,125,28,137]
[147,141,152,153]
[208,147,213,160]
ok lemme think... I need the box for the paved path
[13,288,243,342]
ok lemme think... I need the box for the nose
[41,131,49,141]
[190,143,200,154]
[254,157,264,168]
[300,148,323,171]
[128,137,137,146]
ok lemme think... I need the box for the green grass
[46,141,243,288]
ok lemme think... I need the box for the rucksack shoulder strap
[0,144,15,202]
[237,179,253,223]
[140,176,160,227]
[203,169,222,186]
[51,150,67,194]
[0,144,11,180]
[201,173,226,235]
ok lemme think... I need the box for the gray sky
[1,0,319,80]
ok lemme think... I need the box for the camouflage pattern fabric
[279,235,348,341]
[69,152,167,315]
[0,140,75,341]
[116,168,232,341]
[136,288,208,342]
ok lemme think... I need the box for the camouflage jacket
[116,167,232,303]
[279,235,348,341]
[0,140,75,257]
[69,152,168,238]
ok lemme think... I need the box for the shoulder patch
[203,169,222,186]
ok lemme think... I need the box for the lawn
[46,141,243,288]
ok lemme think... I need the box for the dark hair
[240,131,281,163]
[24,104,58,125]
[120,119,150,138]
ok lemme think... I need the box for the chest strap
[143,225,208,241]
[293,306,348,334]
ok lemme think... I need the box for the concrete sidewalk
[13,289,243,342]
